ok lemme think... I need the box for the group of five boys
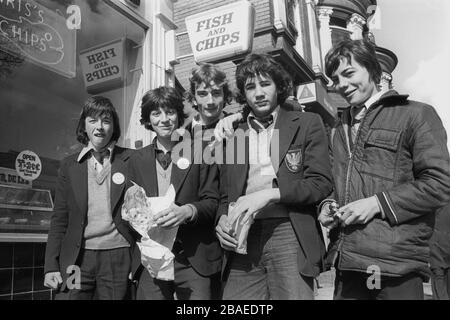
[43,39,450,300]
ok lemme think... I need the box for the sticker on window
[15,150,42,181]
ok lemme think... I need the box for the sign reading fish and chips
[79,38,127,94]
[0,0,77,77]
[185,0,255,63]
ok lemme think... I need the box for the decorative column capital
[317,6,334,21]
[347,13,366,29]
[347,13,366,40]
[379,72,394,90]
[381,72,393,82]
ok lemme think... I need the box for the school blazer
[44,146,138,283]
[127,143,221,278]
[217,105,333,277]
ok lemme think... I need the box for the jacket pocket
[359,128,402,180]
[365,128,401,152]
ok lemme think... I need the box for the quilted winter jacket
[327,90,450,278]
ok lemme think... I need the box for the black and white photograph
[0,0,449,307]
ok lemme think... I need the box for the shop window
[0,0,146,238]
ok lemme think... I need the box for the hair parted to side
[76,96,121,145]
[187,63,232,108]
[140,86,187,131]
[325,39,382,85]
[235,53,292,106]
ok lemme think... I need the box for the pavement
[314,269,434,300]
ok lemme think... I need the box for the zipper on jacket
[336,111,367,265]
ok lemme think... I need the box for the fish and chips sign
[185,0,255,63]
[79,38,127,94]
[0,0,76,77]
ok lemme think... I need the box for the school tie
[155,149,172,170]
[249,115,274,132]
[92,149,110,165]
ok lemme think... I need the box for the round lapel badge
[112,172,125,185]
[176,157,190,170]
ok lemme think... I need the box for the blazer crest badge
[285,149,302,173]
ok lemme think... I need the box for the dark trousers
[223,219,314,300]
[136,252,219,300]
[55,247,131,300]
[334,270,424,300]
[431,267,450,300]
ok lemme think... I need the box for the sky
[373,0,450,150]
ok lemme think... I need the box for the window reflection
[0,0,145,235]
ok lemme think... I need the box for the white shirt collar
[247,105,280,131]
[77,140,116,163]
[350,89,388,121]
[364,89,388,109]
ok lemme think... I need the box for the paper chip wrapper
[227,202,254,255]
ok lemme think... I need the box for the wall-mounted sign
[185,0,255,63]
[297,82,317,104]
[79,38,126,94]
[15,150,42,182]
[0,167,32,188]
[0,0,76,78]
[297,80,338,121]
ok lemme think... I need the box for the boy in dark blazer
[128,86,221,300]
[215,54,333,299]
[44,96,136,299]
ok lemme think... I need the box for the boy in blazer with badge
[127,86,221,300]
[214,53,333,299]
[44,96,136,299]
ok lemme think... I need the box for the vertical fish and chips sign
[0,0,77,77]
[185,0,255,63]
[79,38,127,94]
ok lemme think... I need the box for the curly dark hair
[235,53,291,107]
[140,86,187,131]
[76,96,121,145]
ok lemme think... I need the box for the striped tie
[249,115,274,132]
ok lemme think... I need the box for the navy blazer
[218,105,333,278]
[44,146,137,284]
[127,142,221,278]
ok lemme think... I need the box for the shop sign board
[0,167,32,188]
[185,0,255,63]
[15,150,42,182]
[79,38,126,94]
[0,0,77,78]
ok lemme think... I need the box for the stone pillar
[316,6,333,61]
[347,13,366,40]
[305,0,322,73]
[273,0,288,32]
